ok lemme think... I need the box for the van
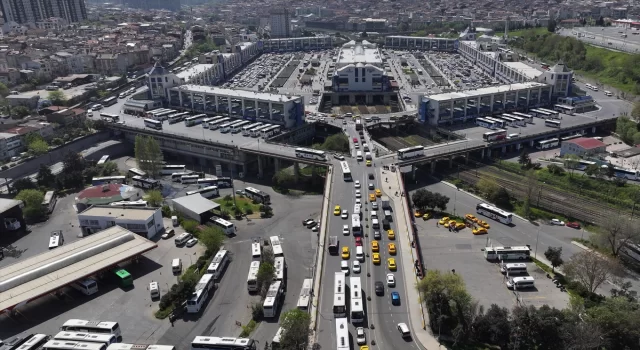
[149,281,160,298]
[70,278,98,295]
[356,151,363,161]
[172,215,178,226]
[175,232,192,246]
[382,219,390,230]
[365,152,372,160]
[363,143,369,152]
[397,323,411,338]
[172,258,182,273]
[604,90,613,96]
[507,133,519,139]
[501,263,528,275]
[384,210,392,219]
[372,218,380,229]
[356,246,364,262]
[506,276,535,289]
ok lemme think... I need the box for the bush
[182,220,199,234]
[245,207,254,215]
[251,302,264,321]
[161,205,172,218]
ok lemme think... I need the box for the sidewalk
[382,169,443,350]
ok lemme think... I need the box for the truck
[381,196,391,209]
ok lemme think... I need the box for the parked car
[186,238,198,247]
[550,219,565,226]
[566,222,581,229]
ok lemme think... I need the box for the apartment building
[0,132,22,160]
[0,0,87,24]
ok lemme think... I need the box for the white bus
[220,121,244,133]
[538,108,560,119]
[247,261,260,292]
[147,108,171,118]
[70,278,99,296]
[91,176,126,186]
[231,121,251,134]
[335,318,349,350]
[171,172,192,181]
[261,125,281,138]
[97,155,109,165]
[485,117,505,128]
[485,246,531,261]
[294,148,327,161]
[536,138,559,150]
[207,250,229,281]
[271,328,283,350]
[263,280,283,318]
[297,278,312,310]
[482,129,507,142]
[128,168,147,177]
[340,161,352,181]
[505,114,526,126]
[349,277,364,323]
[244,186,270,204]
[186,186,219,199]
[151,110,174,121]
[185,114,207,127]
[15,334,51,350]
[212,218,235,236]
[181,175,200,184]
[476,202,513,224]
[168,112,189,124]
[351,214,361,236]
[333,272,347,316]
[187,274,215,313]
[476,117,499,129]
[49,230,64,249]
[241,122,263,136]
[60,320,121,340]
[197,178,217,187]
[53,332,116,346]
[269,235,284,257]
[100,113,119,123]
[42,190,57,214]
[397,146,424,160]
[42,341,106,350]
[274,256,286,282]
[190,337,256,350]
[161,165,187,175]
[208,117,230,130]
[144,118,163,130]
[107,344,175,350]
[102,96,117,107]
[251,242,261,261]
[529,109,553,119]
[202,116,223,128]
[512,112,534,124]
[131,176,160,189]
[250,124,271,137]
[545,119,561,128]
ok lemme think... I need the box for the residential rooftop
[173,84,302,103]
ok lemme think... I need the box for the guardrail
[107,123,240,151]
[397,142,487,166]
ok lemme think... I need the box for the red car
[566,222,581,229]
[355,236,362,246]
[353,137,358,144]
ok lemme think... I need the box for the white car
[355,190,361,198]
[372,202,378,210]
[186,238,198,247]
[352,260,361,273]
[341,210,348,219]
[341,260,350,275]
[354,180,361,188]
[387,273,396,287]
[371,211,378,219]
[368,183,374,190]
[355,198,361,205]
[343,225,350,235]
[550,218,565,226]
[356,327,366,345]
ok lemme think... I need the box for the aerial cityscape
[0,0,639,350]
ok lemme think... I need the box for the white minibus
[70,279,99,296]
[500,263,528,275]
[506,276,535,289]
[174,233,192,246]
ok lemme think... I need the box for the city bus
[208,117,230,130]
[244,186,270,204]
[100,113,119,122]
[263,281,283,318]
[97,155,109,165]
[181,174,200,184]
[397,146,424,160]
[355,119,362,130]
[146,108,171,118]
[328,236,339,255]
[511,112,534,124]
[186,186,219,199]
[251,242,261,261]
[107,345,175,350]
[484,245,531,261]
[91,176,126,186]
[102,96,117,107]
[297,278,313,310]
[274,256,286,282]
[247,261,260,292]
[152,110,175,121]
[161,164,187,175]
[506,114,526,126]
[485,117,505,128]
[554,104,575,115]
[538,108,561,119]
[545,119,561,128]
[131,176,159,189]
[60,320,121,340]
[261,125,281,138]
[250,124,271,137]
[220,120,244,133]
[294,148,327,161]
[42,341,106,350]
[476,202,513,224]
[335,318,349,350]
[529,109,552,119]
[212,217,235,236]
[482,129,507,142]
[53,332,117,346]
[14,334,51,350]
[197,178,217,187]
[476,117,499,129]
[187,274,215,313]
[190,337,256,350]
[340,161,352,181]
[271,328,283,350]
[168,112,189,124]
[241,122,263,136]
[144,118,163,130]
[207,250,229,281]
[351,214,361,236]
[349,277,365,323]
[42,190,57,214]
[536,138,560,150]
[270,235,284,257]
[333,272,347,316]
[184,114,207,127]
[231,121,251,133]
[128,168,147,177]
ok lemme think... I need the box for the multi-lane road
[316,122,421,350]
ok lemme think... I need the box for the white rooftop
[176,64,215,81]
[338,40,382,64]
[79,206,159,221]
[0,198,22,213]
[502,62,544,79]
[386,35,457,41]
[426,82,548,101]
[172,193,220,214]
[172,84,302,103]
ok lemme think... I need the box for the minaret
[504,16,509,38]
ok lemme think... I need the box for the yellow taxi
[388,243,397,255]
[465,214,478,222]
[375,189,382,197]
[387,258,397,271]
[472,227,488,235]
[422,212,432,220]
[438,216,450,225]
[371,240,379,252]
[444,220,455,228]
[334,205,341,215]
[369,193,376,202]
[372,253,381,264]
[478,220,490,229]
[360,346,369,350]
[455,222,466,230]
[414,210,422,217]
[387,229,395,240]
[342,246,350,259]
[366,160,372,166]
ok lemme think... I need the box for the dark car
[368,173,374,180]
[391,291,400,305]
[375,281,384,296]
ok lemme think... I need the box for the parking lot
[429,51,497,91]
[222,53,294,91]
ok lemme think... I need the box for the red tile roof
[565,137,606,150]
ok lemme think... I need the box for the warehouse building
[560,137,607,157]
[171,194,219,224]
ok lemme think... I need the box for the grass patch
[300,166,327,176]
[496,27,549,37]
[214,196,261,215]
[577,45,639,94]
[154,305,174,319]
[239,320,259,337]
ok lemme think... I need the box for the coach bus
[212,218,235,236]
[485,117,505,128]
[144,118,162,130]
[220,120,243,133]
[529,109,552,119]
[482,129,507,142]
[180,174,200,184]
[102,96,117,107]
[511,112,534,124]
[261,125,281,138]
[506,114,526,126]
[335,318,349,350]
[297,278,313,310]
[295,148,327,161]
[241,122,263,136]
[14,334,51,350]
[340,161,352,181]
[397,146,424,160]
[152,110,175,121]
[60,319,122,340]
[100,113,119,123]
[485,245,531,261]
[186,186,219,199]
[42,341,106,350]
[97,155,109,165]
[269,235,284,256]
[476,202,514,225]
[333,272,347,316]
[42,191,57,214]
[545,119,561,128]
[231,121,251,134]
[207,249,230,281]
[131,176,159,189]
[147,108,171,118]
[538,108,561,119]
[161,164,187,175]
[476,117,499,129]
[554,104,575,115]
[128,168,147,177]
[184,114,207,127]
[208,117,230,130]
[168,112,189,124]
[91,176,126,186]
[536,138,560,150]
[244,186,270,204]
[250,124,271,137]
[53,332,117,346]
[107,345,175,350]
[190,337,256,350]
[187,274,215,313]
[263,281,284,318]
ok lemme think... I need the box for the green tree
[16,189,45,220]
[0,82,9,97]
[547,19,557,32]
[182,220,199,234]
[632,102,640,122]
[411,189,433,211]
[273,169,296,187]
[476,178,500,198]
[12,178,36,192]
[601,216,637,257]
[279,308,312,349]
[564,250,619,294]
[36,164,55,187]
[99,161,119,176]
[11,106,30,118]
[27,137,49,156]
[564,154,580,177]
[518,150,531,169]
[471,304,510,348]
[320,134,349,152]
[544,246,564,272]
[585,163,601,178]
[135,135,164,178]
[587,297,640,349]
[262,245,275,266]
[256,262,275,297]
[433,192,450,212]
[198,226,226,253]
[63,151,84,173]
[145,190,164,207]
[47,90,67,105]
